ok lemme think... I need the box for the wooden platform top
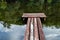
[22,13,46,18]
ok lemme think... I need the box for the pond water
[0,23,60,40]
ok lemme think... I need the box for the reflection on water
[0,23,60,40]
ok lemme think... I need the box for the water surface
[0,23,60,40]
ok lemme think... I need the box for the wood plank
[30,18,34,40]
[33,18,39,40]
[22,13,46,18]
[24,18,31,40]
[37,18,45,40]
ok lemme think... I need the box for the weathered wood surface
[30,18,34,40]
[33,18,39,40]
[22,13,46,18]
[37,18,45,40]
[23,13,46,40]
[24,18,45,40]
[24,18,31,40]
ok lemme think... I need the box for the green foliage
[0,2,7,9]
[0,0,60,27]
[47,0,52,3]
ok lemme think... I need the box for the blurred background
[0,0,60,28]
